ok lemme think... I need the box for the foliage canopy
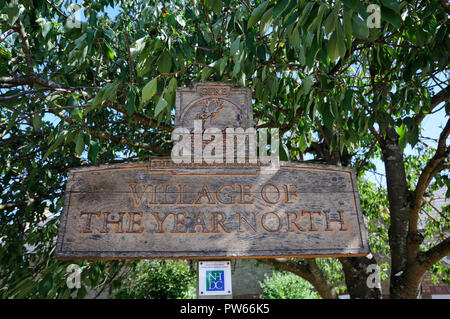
[0,0,448,298]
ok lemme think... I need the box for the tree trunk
[339,257,382,299]
[380,125,416,298]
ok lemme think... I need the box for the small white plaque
[198,261,232,296]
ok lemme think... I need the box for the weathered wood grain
[55,160,369,259]
[56,82,369,260]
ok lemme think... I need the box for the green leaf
[307,3,325,35]
[85,94,102,116]
[273,0,289,19]
[102,81,119,102]
[339,136,345,155]
[343,10,353,45]
[142,78,158,104]
[218,57,227,75]
[88,138,99,164]
[38,275,53,297]
[41,21,52,38]
[3,109,19,134]
[425,14,438,34]
[157,51,172,74]
[330,134,338,152]
[351,15,369,39]
[75,132,85,156]
[126,88,136,115]
[397,124,407,150]
[270,77,278,98]
[342,0,359,11]
[130,36,148,58]
[381,0,399,11]
[260,8,273,36]
[155,96,168,117]
[43,131,67,160]
[302,75,314,94]
[104,43,115,60]
[322,102,334,130]
[211,0,222,15]
[280,143,290,161]
[336,23,346,59]
[298,134,308,153]
[74,33,87,49]
[327,31,340,62]
[168,77,177,94]
[4,0,20,25]
[136,56,152,77]
[330,99,338,118]
[381,6,402,29]
[305,41,319,68]
[32,113,42,131]
[248,0,270,29]
[343,90,354,111]
[201,67,213,80]
[323,8,338,36]
[230,37,240,56]
[76,286,87,299]
[298,2,315,27]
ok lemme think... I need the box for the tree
[259,271,321,299]
[0,0,448,299]
[114,260,195,299]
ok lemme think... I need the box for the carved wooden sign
[175,82,253,130]
[55,82,369,259]
[55,160,369,259]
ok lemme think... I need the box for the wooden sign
[56,82,369,260]
[175,82,253,130]
[55,159,369,259]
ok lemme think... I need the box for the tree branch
[44,0,69,19]
[106,103,173,132]
[0,74,174,133]
[0,74,92,99]
[415,84,450,126]
[437,0,450,15]
[0,75,67,91]
[356,138,378,177]
[369,126,385,147]
[16,19,34,74]
[52,111,169,155]
[201,0,220,55]
[257,258,338,299]
[279,105,304,136]
[410,117,450,232]
[417,237,450,270]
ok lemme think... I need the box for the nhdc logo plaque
[199,261,232,296]
[206,270,225,292]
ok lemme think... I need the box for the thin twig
[16,19,34,74]
[44,0,69,19]
[52,110,169,155]
[356,139,378,177]
[201,0,220,55]
[428,200,450,224]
